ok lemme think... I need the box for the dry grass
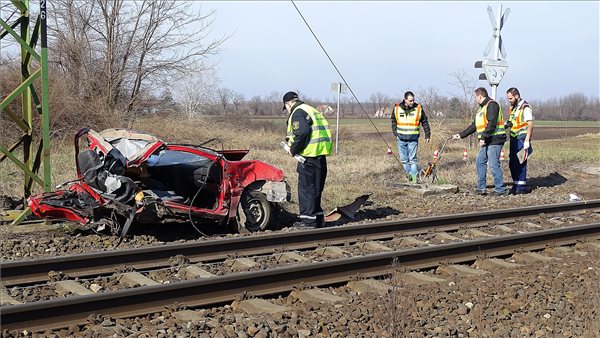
[2,116,599,213]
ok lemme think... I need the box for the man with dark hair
[506,87,534,194]
[391,91,431,183]
[283,91,332,228]
[451,87,507,196]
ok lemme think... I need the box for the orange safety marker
[463,148,468,160]
[500,149,505,161]
[387,146,393,156]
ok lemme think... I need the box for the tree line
[174,84,599,122]
[1,0,597,143]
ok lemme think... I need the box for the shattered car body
[28,128,291,235]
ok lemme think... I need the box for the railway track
[1,200,599,331]
[2,200,599,286]
[2,224,599,331]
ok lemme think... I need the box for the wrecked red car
[28,128,290,236]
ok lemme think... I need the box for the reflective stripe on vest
[287,103,332,157]
[394,104,422,135]
[475,100,505,139]
[508,101,530,137]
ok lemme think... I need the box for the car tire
[236,190,272,233]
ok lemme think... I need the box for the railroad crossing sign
[475,4,510,97]
[483,5,510,59]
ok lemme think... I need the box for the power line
[290,0,401,164]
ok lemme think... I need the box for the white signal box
[482,59,508,85]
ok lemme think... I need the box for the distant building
[316,104,335,115]
[374,107,391,118]
[138,91,177,116]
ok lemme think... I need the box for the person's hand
[504,121,513,129]
[479,139,486,147]
[451,134,461,140]
[424,138,430,143]
[523,140,530,149]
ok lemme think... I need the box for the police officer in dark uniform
[282,91,332,228]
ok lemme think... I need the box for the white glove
[523,140,530,149]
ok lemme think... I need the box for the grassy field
[534,120,600,127]
[240,116,599,127]
[1,116,599,214]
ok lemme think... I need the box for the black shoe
[473,189,487,196]
[489,190,508,197]
[515,189,530,195]
[293,222,315,229]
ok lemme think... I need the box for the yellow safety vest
[287,103,332,157]
[508,101,530,137]
[475,100,505,139]
[394,104,422,136]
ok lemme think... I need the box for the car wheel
[237,190,272,232]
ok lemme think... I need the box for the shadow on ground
[68,204,403,242]
[527,172,568,189]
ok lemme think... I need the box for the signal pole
[331,82,347,154]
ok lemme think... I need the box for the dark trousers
[297,155,327,227]
[509,137,531,192]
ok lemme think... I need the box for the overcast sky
[202,1,599,102]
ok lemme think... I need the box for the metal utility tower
[0,0,52,225]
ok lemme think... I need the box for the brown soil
[533,126,599,140]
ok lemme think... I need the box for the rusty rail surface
[2,199,599,286]
[1,222,598,331]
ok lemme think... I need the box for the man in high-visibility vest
[505,87,534,194]
[283,91,332,228]
[391,91,431,183]
[451,87,507,196]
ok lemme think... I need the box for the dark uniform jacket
[458,97,506,145]
[287,101,313,156]
[390,102,431,142]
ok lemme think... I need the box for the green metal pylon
[0,0,52,225]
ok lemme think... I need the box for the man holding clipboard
[505,87,534,194]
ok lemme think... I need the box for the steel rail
[2,200,599,286]
[1,223,598,331]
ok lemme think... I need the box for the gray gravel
[2,165,599,337]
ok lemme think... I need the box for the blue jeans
[397,139,419,176]
[476,144,506,193]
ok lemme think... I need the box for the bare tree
[369,92,392,116]
[265,91,282,116]
[231,91,245,114]
[48,0,227,124]
[584,96,600,120]
[0,5,20,54]
[175,69,219,118]
[448,70,478,147]
[341,96,357,117]
[561,92,588,121]
[248,95,263,116]
[216,87,233,114]
[418,86,446,118]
